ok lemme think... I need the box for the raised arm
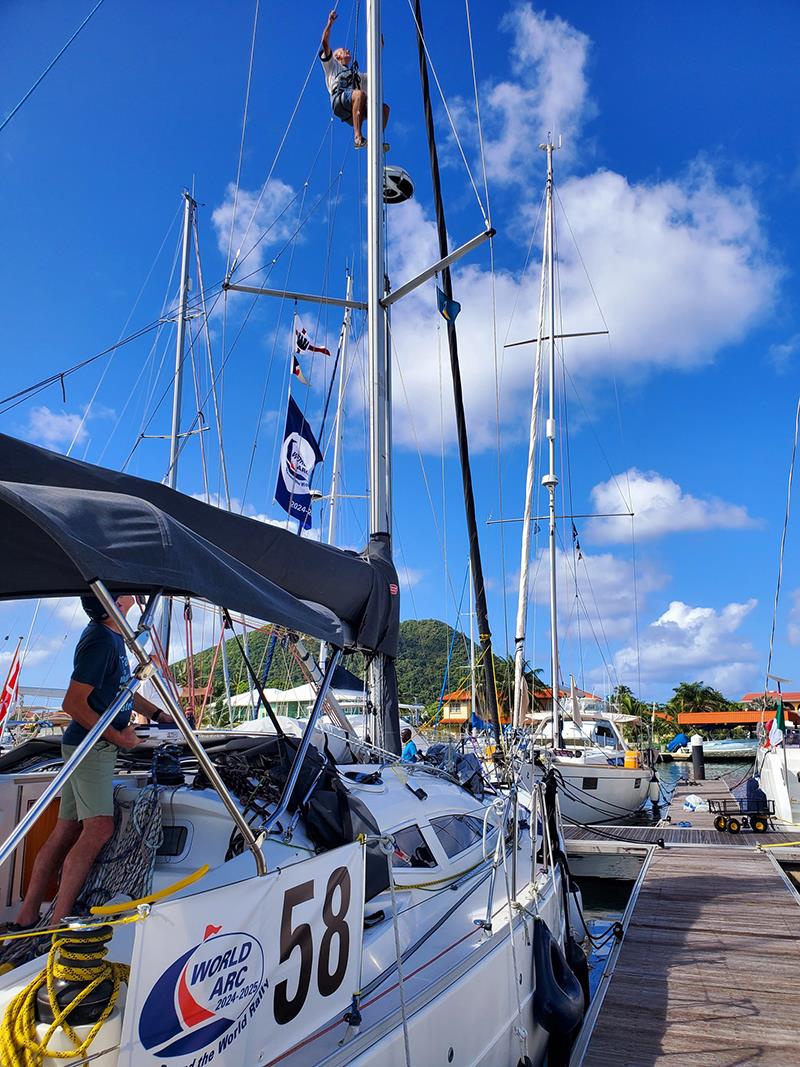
[320,8,337,57]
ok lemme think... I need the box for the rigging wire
[765,395,800,687]
[403,0,488,227]
[227,32,330,280]
[224,0,261,277]
[0,0,107,136]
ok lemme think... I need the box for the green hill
[173,617,511,711]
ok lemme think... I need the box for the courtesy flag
[767,696,785,748]
[0,642,21,724]
[436,286,461,323]
[291,354,308,385]
[570,675,582,730]
[296,326,330,356]
[275,395,323,530]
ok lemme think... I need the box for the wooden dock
[571,777,800,1065]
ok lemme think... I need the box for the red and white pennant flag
[0,642,22,724]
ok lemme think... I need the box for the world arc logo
[138,924,265,1058]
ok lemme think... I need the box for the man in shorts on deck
[7,594,170,929]
[319,9,389,149]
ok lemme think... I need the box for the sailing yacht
[512,142,652,826]
[0,4,590,1065]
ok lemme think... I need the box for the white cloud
[555,164,777,375]
[385,163,776,452]
[525,545,668,643]
[24,406,87,450]
[613,598,758,696]
[397,565,424,589]
[588,468,756,543]
[21,404,117,454]
[769,332,800,374]
[454,4,592,185]
[211,179,298,278]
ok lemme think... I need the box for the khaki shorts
[59,740,118,821]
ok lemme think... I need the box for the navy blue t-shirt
[63,622,133,745]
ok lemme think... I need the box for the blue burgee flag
[436,285,461,322]
[275,395,323,530]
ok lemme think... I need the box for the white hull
[550,760,649,825]
[757,746,800,825]
[0,750,574,1067]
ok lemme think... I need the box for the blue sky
[2,0,800,703]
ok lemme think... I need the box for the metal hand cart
[708,797,774,834]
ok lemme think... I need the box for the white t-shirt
[319,51,367,97]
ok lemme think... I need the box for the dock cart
[709,797,775,833]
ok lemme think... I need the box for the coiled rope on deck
[0,926,129,1067]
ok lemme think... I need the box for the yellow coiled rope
[0,926,129,1067]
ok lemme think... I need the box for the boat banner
[274,394,324,530]
[119,841,365,1067]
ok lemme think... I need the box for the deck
[571,777,800,1065]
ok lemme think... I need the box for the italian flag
[767,698,785,748]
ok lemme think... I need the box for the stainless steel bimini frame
[0,581,343,882]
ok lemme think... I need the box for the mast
[469,558,476,732]
[512,204,548,729]
[167,190,196,490]
[365,0,400,754]
[413,0,501,742]
[160,189,195,657]
[541,138,563,748]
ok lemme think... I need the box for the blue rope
[434,564,471,729]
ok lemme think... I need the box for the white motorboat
[669,737,758,762]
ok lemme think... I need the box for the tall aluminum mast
[512,207,548,729]
[541,138,563,748]
[365,0,400,753]
[160,190,196,659]
[167,190,196,490]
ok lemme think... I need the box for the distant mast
[541,137,563,749]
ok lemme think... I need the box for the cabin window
[430,814,484,858]
[391,825,436,869]
[582,777,599,791]
[592,722,616,748]
[157,824,188,857]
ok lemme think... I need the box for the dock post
[691,733,706,780]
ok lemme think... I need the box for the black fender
[532,917,585,1036]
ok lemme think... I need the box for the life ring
[532,917,585,1037]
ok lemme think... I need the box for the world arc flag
[291,354,308,385]
[274,395,323,531]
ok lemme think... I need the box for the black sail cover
[0,434,400,656]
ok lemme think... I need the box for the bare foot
[354,136,367,149]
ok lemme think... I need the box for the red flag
[0,646,21,725]
[295,327,330,357]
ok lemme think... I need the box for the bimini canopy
[0,434,400,654]
[0,480,346,646]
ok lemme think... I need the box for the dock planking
[574,776,800,1066]
[565,776,800,849]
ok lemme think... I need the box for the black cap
[80,595,109,622]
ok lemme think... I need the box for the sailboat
[513,141,653,826]
[0,4,590,1065]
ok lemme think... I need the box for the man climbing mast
[319,9,389,149]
